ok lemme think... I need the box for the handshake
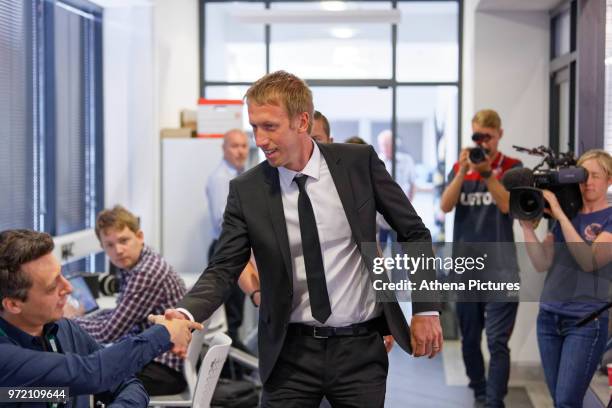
[147,312,204,358]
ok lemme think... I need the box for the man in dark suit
[166,71,443,407]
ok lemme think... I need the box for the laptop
[67,275,99,315]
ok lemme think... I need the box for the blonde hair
[245,71,314,133]
[95,205,140,240]
[472,109,502,130]
[577,149,612,177]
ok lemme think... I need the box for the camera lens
[518,192,540,215]
[99,273,119,296]
[511,188,545,220]
[469,147,486,164]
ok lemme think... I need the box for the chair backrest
[204,305,228,340]
[192,332,232,408]
[183,323,208,397]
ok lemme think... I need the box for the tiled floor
[385,341,545,407]
[385,340,610,408]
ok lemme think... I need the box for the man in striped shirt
[67,205,187,396]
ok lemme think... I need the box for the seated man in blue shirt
[0,229,202,407]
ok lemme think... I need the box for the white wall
[97,0,199,251]
[462,0,550,364]
[154,0,199,129]
[102,4,159,249]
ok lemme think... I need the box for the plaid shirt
[73,246,187,372]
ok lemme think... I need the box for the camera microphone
[502,167,533,190]
[543,167,587,185]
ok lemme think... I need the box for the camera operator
[440,109,523,408]
[519,149,612,407]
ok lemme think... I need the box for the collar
[0,316,58,347]
[278,140,321,190]
[119,245,150,277]
[222,159,243,176]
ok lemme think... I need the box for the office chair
[148,331,232,408]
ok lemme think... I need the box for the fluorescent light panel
[230,9,401,24]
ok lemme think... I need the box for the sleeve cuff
[414,311,439,316]
[176,308,195,322]
[141,325,172,354]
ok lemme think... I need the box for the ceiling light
[231,9,401,24]
[320,1,347,12]
[330,27,356,39]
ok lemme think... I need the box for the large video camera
[502,145,587,220]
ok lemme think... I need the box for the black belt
[287,317,385,339]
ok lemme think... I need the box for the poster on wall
[197,98,243,138]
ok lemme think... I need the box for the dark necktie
[294,175,332,324]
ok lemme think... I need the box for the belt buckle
[313,327,328,339]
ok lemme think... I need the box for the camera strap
[492,152,505,171]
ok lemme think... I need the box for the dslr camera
[502,145,587,220]
[468,132,491,164]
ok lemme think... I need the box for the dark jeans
[137,361,186,396]
[537,309,608,408]
[262,331,388,408]
[378,228,392,251]
[456,301,518,408]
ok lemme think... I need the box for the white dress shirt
[180,141,437,325]
[206,159,241,239]
[278,142,381,326]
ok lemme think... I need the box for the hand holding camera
[464,132,493,177]
[469,132,492,162]
[541,189,566,220]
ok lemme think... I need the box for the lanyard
[0,326,63,408]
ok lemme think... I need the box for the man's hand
[383,335,394,353]
[162,309,192,357]
[148,314,203,358]
[469,151,493,174]
[458,149,470,175]
[164,308,188,321]
[410,315,443,358]
[252,290,261,307]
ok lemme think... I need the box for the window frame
[549,0,577,154]
[198,0,462,179]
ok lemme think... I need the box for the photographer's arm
[471,153,511,214]
[440,171,465,213]
[556,215,599,271]
[484,176,510,214]
[556,215,612,272]
[542,190,612,272]
[520,220,554,272]
[441,149,469,213]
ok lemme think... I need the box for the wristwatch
[479,170,493,179]
[249,289,260,307]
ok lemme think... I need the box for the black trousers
[262,331,388,408]
[137,361,187,396]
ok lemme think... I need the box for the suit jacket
[178,142,441,383]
